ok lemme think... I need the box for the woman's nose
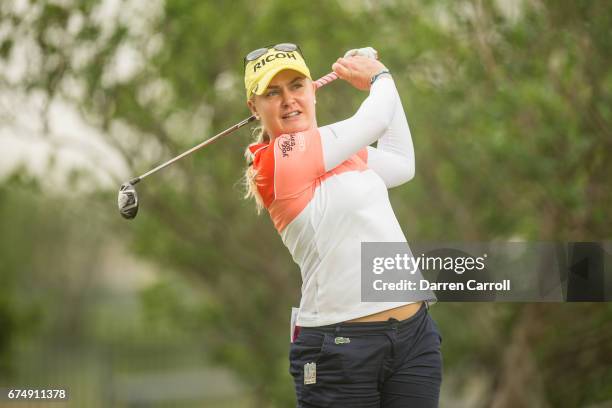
[281,89,295,106]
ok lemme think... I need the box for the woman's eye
[292,83,303,90]
[265,90,279,97]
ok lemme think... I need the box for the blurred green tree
[1,0,611,406]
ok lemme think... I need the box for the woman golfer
[243,44,442,407]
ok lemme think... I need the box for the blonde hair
[243,123,270,214]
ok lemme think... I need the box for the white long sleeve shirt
[249,77,436,327]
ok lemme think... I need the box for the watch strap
[370,69,391,85]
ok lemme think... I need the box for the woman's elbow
[386,159,415,188]
[399,160,415,184]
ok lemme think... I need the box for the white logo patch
[304,362,316,384]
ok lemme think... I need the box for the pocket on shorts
[290,333,322,376]
[289,332,343,384]
[330,333,387,383]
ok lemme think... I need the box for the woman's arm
[365,89,415,188]
[320,75,398,171]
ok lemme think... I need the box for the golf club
[117,72,339,220]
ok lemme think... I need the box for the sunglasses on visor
[244,43,303,69]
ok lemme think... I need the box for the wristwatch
[370,69,391,85]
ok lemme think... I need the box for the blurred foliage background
[1,0,611,407]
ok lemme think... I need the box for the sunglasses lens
[245,48,268,62]
[275,43,298,52]
[244,43,301,68]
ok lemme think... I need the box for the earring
[255,114,260,120]
[314,100,317,105]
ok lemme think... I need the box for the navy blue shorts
[289,303,443,407]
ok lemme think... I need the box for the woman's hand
[332,55,388,91]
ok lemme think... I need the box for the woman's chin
[280,120,312,135]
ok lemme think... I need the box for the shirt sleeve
[271,129,326,199]
[365,88,415,188]
[320,76,415,188]
[319,76,398,172]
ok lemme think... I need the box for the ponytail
[243,125,270,214]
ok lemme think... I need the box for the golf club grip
[314,72,339,89]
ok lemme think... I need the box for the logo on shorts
[304,362,316,384]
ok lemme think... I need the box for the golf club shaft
[129,72,339,185]
[129,115,255,184]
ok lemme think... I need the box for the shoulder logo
[277,134,297,158]
[277,133,306,157]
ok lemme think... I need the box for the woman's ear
[311,81,317,105]
[247,99,260,120]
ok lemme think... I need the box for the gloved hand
[332,47,387,91]
[344,46,378,60]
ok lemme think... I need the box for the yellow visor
[244,48,311,99]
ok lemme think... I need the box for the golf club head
[118,182,139,219]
